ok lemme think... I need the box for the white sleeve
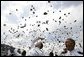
[26,48,44,56]
[40,50,45,56]
[76,47,83,52]
[31,37,41,48]
[75,48,83,56]
[7,50,11,56]
[57,49,65,56]
[26,48,36,56]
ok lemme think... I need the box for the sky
[1,1,83,50]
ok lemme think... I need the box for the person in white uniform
[26,37,45,56]
[57,38,83,56]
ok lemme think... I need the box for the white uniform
[26,47,44,56]
[57,48,83,56]
[26,37,45,56]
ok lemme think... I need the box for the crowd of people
[5,37,83,56]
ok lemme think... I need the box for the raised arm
[32,37,45,43]
[31,37,45,48]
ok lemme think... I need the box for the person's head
[35,42,43,49]
[49,51,54,56]
[65,38,75,51]
[21,50,26,56]
[17,49,21,54]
